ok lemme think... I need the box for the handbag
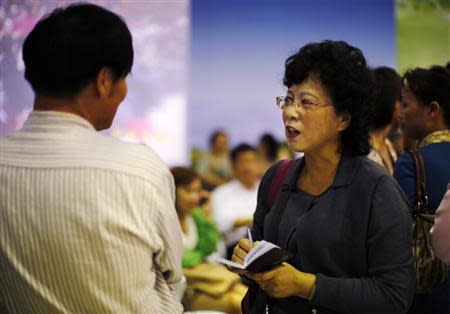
[409,149,448,293]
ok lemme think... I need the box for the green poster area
[397,0,450,74]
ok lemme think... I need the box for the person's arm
[152,170,183,284]
[310,176,414,313]
[393,152,416,211]
[431,183,450,264]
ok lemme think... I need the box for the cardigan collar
[282,154,361,190]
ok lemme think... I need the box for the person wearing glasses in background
[231,41,414,313]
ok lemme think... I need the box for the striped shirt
[0,111,183,313]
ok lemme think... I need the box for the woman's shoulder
[354,155,392,180]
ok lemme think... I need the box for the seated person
[196,130,232,189]
[212,144,260,259]
[257,133,279,177]
[171,167,246,314]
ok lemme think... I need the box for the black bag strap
[409,148,428,213]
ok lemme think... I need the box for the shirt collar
[21,110,95,131]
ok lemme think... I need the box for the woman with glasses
[231,41,414,313]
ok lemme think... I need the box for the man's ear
[95,67,114,98]
[426,101,441,119]
[337,111,351,132]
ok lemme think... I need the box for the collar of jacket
[419,129,450,148]
[281,154,362,190]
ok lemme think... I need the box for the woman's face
[400,86,427,141]
[176,178,202,216]
[282,76,348,155]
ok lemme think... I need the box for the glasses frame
[276,96,332,112]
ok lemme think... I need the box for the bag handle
[409,148,428,213]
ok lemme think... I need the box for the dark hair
[23,3,133,98]
[230,143,256,164]
[403,65,450,126]
[259,133,278,161]
[283,40,373,156]
[446,61,450,71]
[209,130,227,147]
[170,167,199,188]
[370,67,401,130]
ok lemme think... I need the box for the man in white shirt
[211,144,260,258]
[0,3,183,313]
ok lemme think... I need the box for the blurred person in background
[212,143,260,259]
[231,40,414,313]
[197,130,232,189]
[171,167,246,313]
[0,4,183,313]
[394,65,450,314]
[367,66,401,174]
[257,133,279,177]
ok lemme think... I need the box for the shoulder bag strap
[267,159,296,210]
[409,148,428,213]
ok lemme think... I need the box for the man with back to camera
[0,3,183,313]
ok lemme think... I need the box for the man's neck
[34,94,96,129]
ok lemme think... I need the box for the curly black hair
[283,40,373,156]
[402,65,450,127]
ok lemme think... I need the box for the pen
[247,228,253,246]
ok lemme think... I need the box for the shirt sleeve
[311,176,415,313]
[393,152,416,211]
[152,170,183,284]
[431,183,450,265]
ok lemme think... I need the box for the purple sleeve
[431,183,450,265]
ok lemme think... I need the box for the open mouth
[286,126,301,139]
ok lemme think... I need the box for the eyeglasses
[276,96,332,112]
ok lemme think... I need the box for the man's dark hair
[403,65,450,126]
[284,40,374,156]
[370,67,401,130]
[231,143,256,164]
[23,3,133,98]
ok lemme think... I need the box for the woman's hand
[246,262,316,299]
[231,238,253,264]
[227,238,257,274]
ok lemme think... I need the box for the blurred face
[233,150,259,187]
[400,86,427,141]
[213,134,228,153]
[176,178,202,216]
[282,76,348,154]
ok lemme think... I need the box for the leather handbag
[409,149,448,293]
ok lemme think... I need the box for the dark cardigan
[250,155,415,314]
